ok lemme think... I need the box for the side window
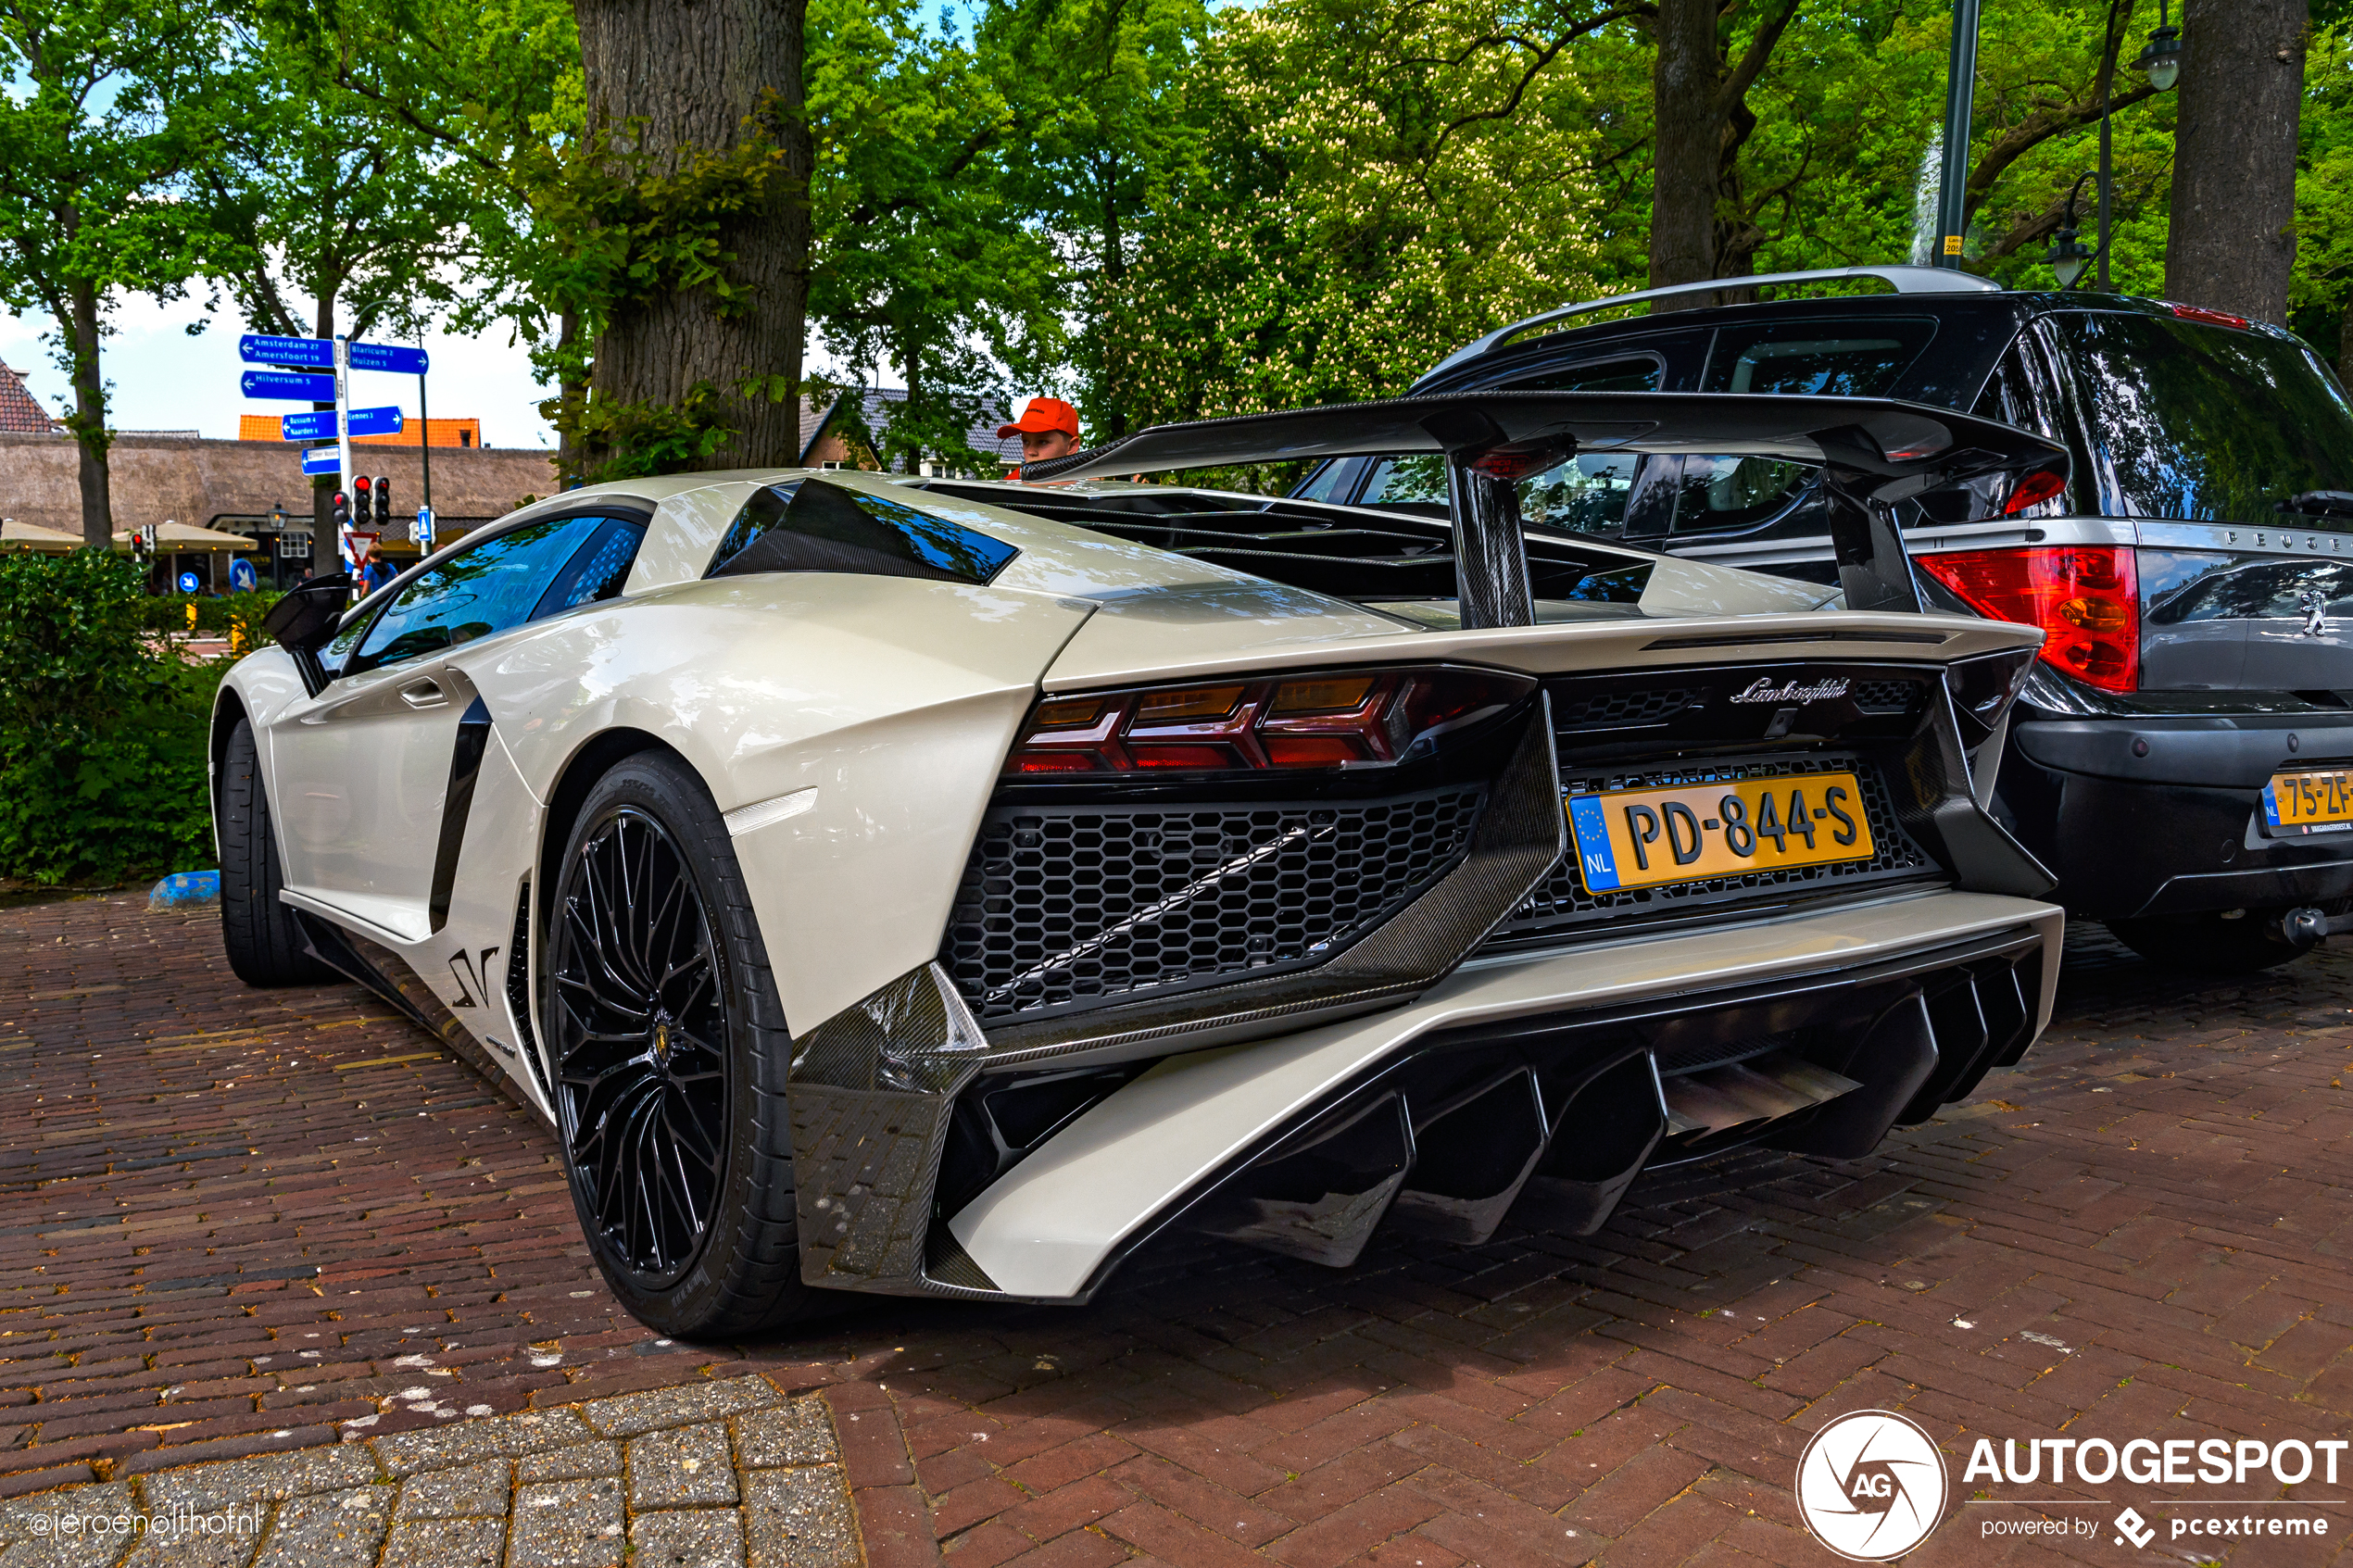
[1510,355,1664,395]
[1290,460,1353,504]
[1361,452,1650,537]
[1358,355,1667,533]
[341,513,619,676]
[1360,455,1449,508]
[1700,320,1937,396]
[1666,456,1816,535]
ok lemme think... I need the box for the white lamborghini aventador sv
[215,391,2069,1336]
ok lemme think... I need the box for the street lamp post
[2044,173,2099,287]
[1933,0,1985,269]
[2044,0,2183,291]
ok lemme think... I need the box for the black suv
[1295,266,2353,972]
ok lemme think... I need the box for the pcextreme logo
[1795,1410,1950,1561]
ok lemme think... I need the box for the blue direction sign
[346,405,404,437]
[300,446,341,476]
[280,406,403,441]
[243,370,335,401]
[238,333,333,369]
[347,341,428,375]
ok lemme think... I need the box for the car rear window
[2035,312,2353,527]
[1699,319,1937,397]
[707,477,1018,583]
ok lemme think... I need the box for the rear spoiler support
[1445,464,1537,628]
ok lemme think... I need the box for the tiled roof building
[799,387,1021,472]
[0,360,60,435]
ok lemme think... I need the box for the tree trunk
[2165,0,2307,323]
[557,308,583,488]
[573,0,811,471]
[66,283,112,550]
[1648,0,1718,297]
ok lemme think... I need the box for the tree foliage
[1086,0,1617,444]
[0,0,235,543]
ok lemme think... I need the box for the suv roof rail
[1424,265,2003,378]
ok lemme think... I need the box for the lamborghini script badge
[1730,675,1852,705]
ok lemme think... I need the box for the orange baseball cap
[998,396,1080,440]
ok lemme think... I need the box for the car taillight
[1006,667,1534,775]
[2170,301,2250,331]
[1917,546,2139,693]
[2002,469,2067,516]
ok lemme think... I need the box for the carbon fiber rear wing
[1022,391,2070,624]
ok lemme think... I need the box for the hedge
[0,553,268,884]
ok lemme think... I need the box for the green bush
[0,552,232,884]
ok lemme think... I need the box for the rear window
[1700,319,1936,396]
[707,477,1018,583]
[2035,312,2353,527]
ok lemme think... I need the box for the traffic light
[372,475,390,528]
[330,490,351,532]
[353,474,371,520]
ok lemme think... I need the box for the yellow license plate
[2265,770,2353,832]
[1567,771,1875,894]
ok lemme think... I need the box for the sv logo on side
[447,947,502,1008]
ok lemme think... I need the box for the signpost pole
[333,333,352,582]
[418,343,432,521]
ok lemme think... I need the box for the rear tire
[218,717,333,986]
[544,751,818,1337]
[2104,910,2307,975]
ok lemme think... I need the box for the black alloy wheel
[545,751,814,1336]
[551,806,729,1284]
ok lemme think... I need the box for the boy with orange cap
[998,396,1082,479]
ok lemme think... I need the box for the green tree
[2292,18,2353,381]
[805,0,1063,471]
[275,0,587,475]
[1093,0,1621,445]
[982,0,1211,440]
[0,0,233,546]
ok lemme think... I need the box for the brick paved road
[6,895,2353,1564]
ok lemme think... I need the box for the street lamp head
[2139,25,2183,92]
[2045,224,2094,290]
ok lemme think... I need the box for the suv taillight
[1007,667,1533,775]
[1917,546,2139,693]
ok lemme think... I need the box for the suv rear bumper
[2004,709,2353,918]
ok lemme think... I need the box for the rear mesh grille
[1554,687,1698,730]
[1853,679,1925,713]
[1490,754,1931,948]
[945,787,1484,1022]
